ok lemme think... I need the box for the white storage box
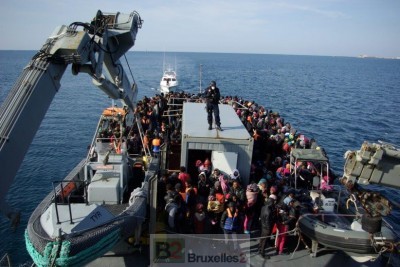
[322,198,336,212]
[88,171,120,204]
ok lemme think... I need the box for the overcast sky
[0,0,399,57]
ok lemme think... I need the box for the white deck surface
[182,102,251,140]
[41,203,102,237]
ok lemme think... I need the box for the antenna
[199,64,202,93]
[175,56,177,74]
[163,51,165,72]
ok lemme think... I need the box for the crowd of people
[126,89,333,258]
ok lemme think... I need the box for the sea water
[1,50,399,265]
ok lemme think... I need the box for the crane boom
[0,10,142,225]
[342,141,400,190]
[341,141,400,217]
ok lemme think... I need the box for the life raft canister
[361,213,382,234]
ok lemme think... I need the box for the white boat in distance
[160,66,178,93]
[160,53,178,93]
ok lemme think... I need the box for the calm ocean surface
[1,50,400,265]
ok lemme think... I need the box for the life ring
[59,182,76,201]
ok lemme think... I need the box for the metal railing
[52,180,88,225]
[0,253,11,267]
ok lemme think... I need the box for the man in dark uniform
[205,81,222,131]
[258,195,277,258]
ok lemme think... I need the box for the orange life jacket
[152,138,161,146]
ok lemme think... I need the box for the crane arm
[0,10,142,225]
[341,141,400,190]
[341,141,400,217]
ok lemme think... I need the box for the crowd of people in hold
[128,90,333,258]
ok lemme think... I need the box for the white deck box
[88,171,120,204]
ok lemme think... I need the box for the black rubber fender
[361,213,382,234]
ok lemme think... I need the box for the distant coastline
[0,49,399,59]
[358,54,400,60]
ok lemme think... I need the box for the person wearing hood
[202,158,212,177]
[219,174,230,194]
[229,169,242,185]
[178,166,190,191]
[197,172,211,205]
[165,194,183,233]
[258,195,277,258]
[244,183,258,234]
[209,168,221,184]
[207,188,225,234]
[193,203,209,234]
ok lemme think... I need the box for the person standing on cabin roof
[204,80,222,131]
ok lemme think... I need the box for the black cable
[69,22,93,32]
[124,53,136,84]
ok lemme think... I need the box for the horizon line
[0,49,398,60]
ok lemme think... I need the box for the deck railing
[52,180,88,225]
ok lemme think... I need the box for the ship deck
[86,234,392,267]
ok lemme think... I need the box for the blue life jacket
[224,210,239,231]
